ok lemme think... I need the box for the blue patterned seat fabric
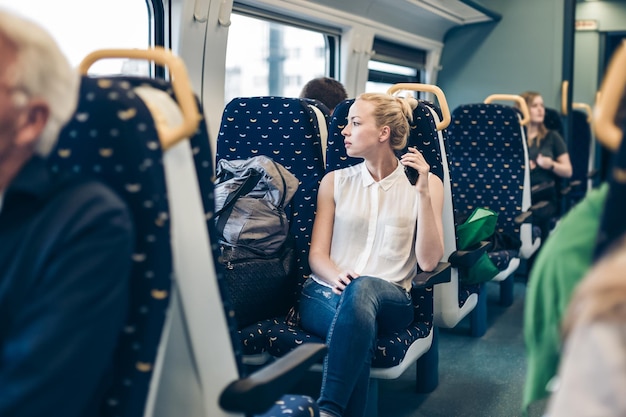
[325,99,357,170]
[302,97,331,123]
[544,107,590,216]
[447,104,530,261]
[50,76,172,417]
[102,77,247,368]
[216,96,327,354]
[75,81,319,416]
[417,101,481,308]
[569,109,594,205]
[266,289,432,368]
[594,117,626,261]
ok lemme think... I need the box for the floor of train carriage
[290,279,547,417]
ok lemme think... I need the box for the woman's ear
[14,99,49,148]
[379,125,390,143]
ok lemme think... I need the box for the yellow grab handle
[386,83,451,130]
[78,47,200,151]
[573,102,593,124]
[561,80,569,116]
[484,94,530,126]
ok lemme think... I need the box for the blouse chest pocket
[379,224,412,261]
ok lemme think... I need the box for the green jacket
[523,183,609,411]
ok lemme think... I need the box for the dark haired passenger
[299,77,348,113]
[0,9,134,417]
[300,92,444,417]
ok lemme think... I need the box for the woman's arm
[552,153,573,178]
[401,147,444,271]
[308,172,358,294]
[414,174,445,271]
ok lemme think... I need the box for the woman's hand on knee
[332,270,360,295]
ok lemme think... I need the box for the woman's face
[341,99,384,158]
[528,95,545,125]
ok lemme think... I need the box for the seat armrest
[514,200,549,224]
[412,261,451,288]
[448,241,490,267]
[560,180,582,196]
[531,180,555,196]
[219,343,327,414]
[514,210,533,224]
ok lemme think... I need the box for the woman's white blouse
[312,161,421,291]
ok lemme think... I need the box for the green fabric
[463,252,501,285]
[456,207,500,284]
[523,183,609,412]
[457,207,498,249]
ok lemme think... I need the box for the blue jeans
[299,276,414,417]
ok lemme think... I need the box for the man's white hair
[0,8,79,157]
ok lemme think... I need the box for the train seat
[415,100,489,336]
[543,107,593,218]
[302,98,331,163]
[447,101,540,306]
[569,108,597,206]
[50,46,326,417]
[268,93,451,390]
[50,74,174,417]
[215,96,327,358]
[122,76,329,417]
[325,98,359,169]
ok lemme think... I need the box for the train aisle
[379,280,529,417]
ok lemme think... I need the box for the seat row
[50,48,327,417]
[214,85,548,415]
[49,47,547,417]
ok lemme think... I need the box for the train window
[225,10,340,104]
[367,61,421,93]
[0,0,154,76]
[367,38,425,94]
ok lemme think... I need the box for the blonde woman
[299,92,444,417]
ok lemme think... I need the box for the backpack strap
[215,169,263,238]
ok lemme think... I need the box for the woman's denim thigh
[299,278,341,339]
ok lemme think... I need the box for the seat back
[594,118,626,261]
[97,70,318,417]
[570,108,595,203]
[216,96,327,314]
[416,102,481,330]
[325,98,358,170]
[51,75,173,417]
[84,75,248,417]
[447,102,535,260]
[545,106,594,213]
[544,107,564,136]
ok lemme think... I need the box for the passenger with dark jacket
[0,9,134,417]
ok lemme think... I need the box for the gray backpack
[214,156,299,255]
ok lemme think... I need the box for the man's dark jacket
[0,156,134,417]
